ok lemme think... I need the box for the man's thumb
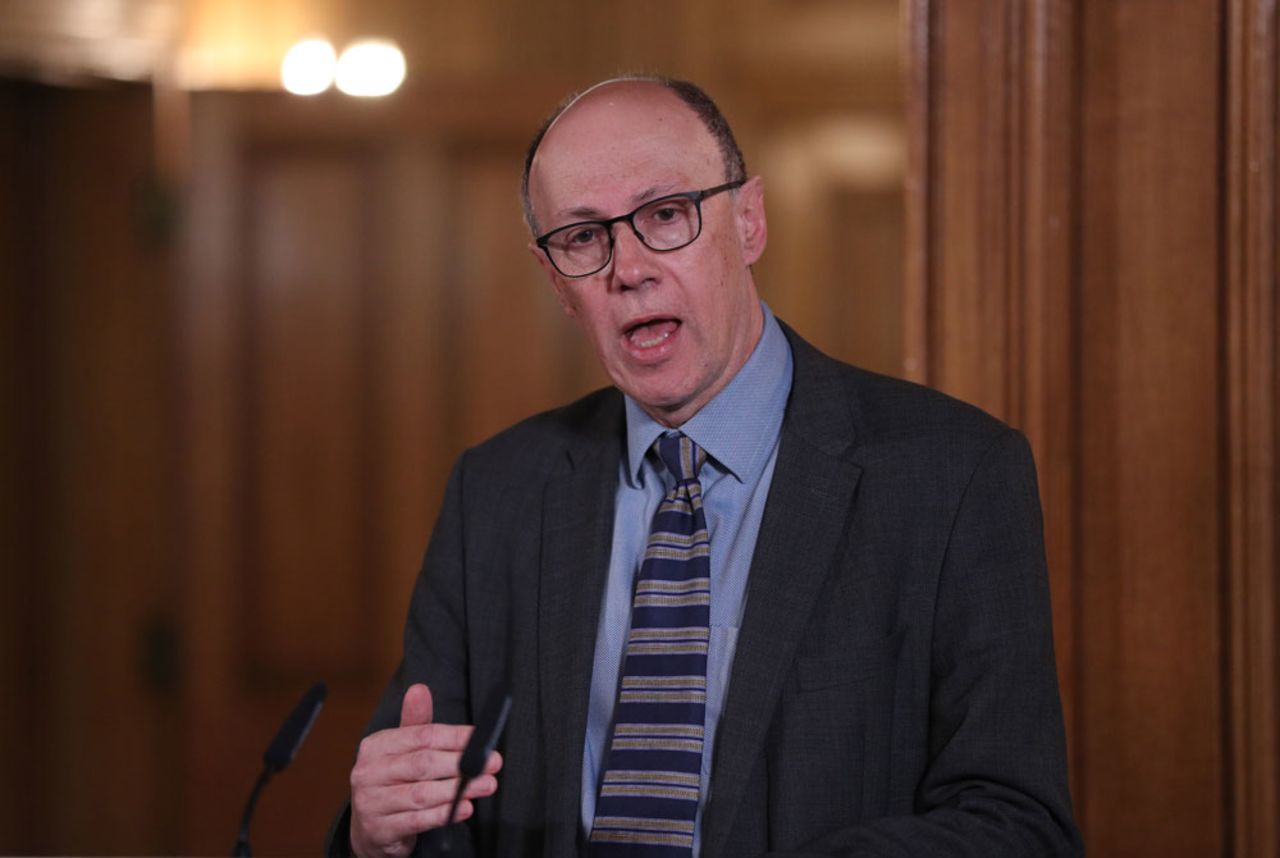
[399,683,434,727]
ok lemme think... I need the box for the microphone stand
[232,768,271,857]
[232,680,328,857]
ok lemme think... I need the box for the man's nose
[608,221,659,289]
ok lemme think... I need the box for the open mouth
[624,317,680,350]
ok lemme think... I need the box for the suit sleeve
[768,429,1082,857]
[325,453,476,857]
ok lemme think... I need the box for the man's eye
[652,206,682,222]
[565,226,599,245]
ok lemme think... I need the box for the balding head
[521,77,746,235]
[526,80,732,238]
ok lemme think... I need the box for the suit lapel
[538,396,623,845]
[702,329,863,858]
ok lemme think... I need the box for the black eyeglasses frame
[534,179,746,278]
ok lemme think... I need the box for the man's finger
[358,776,464,816]
[380,747,465,784]
[379,773,499,816]
[461,774,500,800]
[399,683,433,727]
[369,801,476,844]
[357,721,476,762]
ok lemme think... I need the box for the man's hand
[349,684,503,858]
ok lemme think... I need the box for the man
[331,77,1081,857]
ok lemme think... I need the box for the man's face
[526,82,768,428]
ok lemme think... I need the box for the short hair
[519,76,748,235]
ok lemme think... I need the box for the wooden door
[0,80,183,855]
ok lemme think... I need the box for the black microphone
[233,680,328,857]
[459,684,512,782]
[439,556,515,852]
[440,683,512,851]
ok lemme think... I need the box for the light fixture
[335,40,406,97]
[281,39,337,95]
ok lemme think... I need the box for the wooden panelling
[925,0,1016,418]
[1014,5,1078,781]
[737,0,900,78]
[41,85,184,855]
[912,0,1279,855]
[756,117,906,376]
[370,142,452,663]
[181,94,257,853]
[1224,0,1279,852]
[242,151,381,682]
[827,187,905,375]
[905,0,1081,802]
[903,0,931,386]
[0,82,182,855]
[181,108,417,853]
[1077,4,1225,851]
[0,79,56,856]
[448,145,592,447]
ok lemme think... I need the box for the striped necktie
[589,432,711,856]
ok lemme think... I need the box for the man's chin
[623,387,703,429]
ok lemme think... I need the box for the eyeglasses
[534,179,745,278]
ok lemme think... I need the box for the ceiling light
[335,40,405,97]
[281,38,336,96]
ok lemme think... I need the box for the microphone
[263,680,328,772]
[439,552,515,852]
[459,684,512,782]
[232,680,328,857]
[440,683,512,851]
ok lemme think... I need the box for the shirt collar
[623,303,794,486]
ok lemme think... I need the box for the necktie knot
[657,433,706,484]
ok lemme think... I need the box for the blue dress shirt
[581,304,794,855]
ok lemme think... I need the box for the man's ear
[734,175,768,266]
[529,241,577,318]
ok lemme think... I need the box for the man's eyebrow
[629,184,676,207]
[561,205,608,221]
[557,185,680,223]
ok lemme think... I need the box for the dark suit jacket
[329,324,1082,857]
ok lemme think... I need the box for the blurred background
[0,0,1275,855]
